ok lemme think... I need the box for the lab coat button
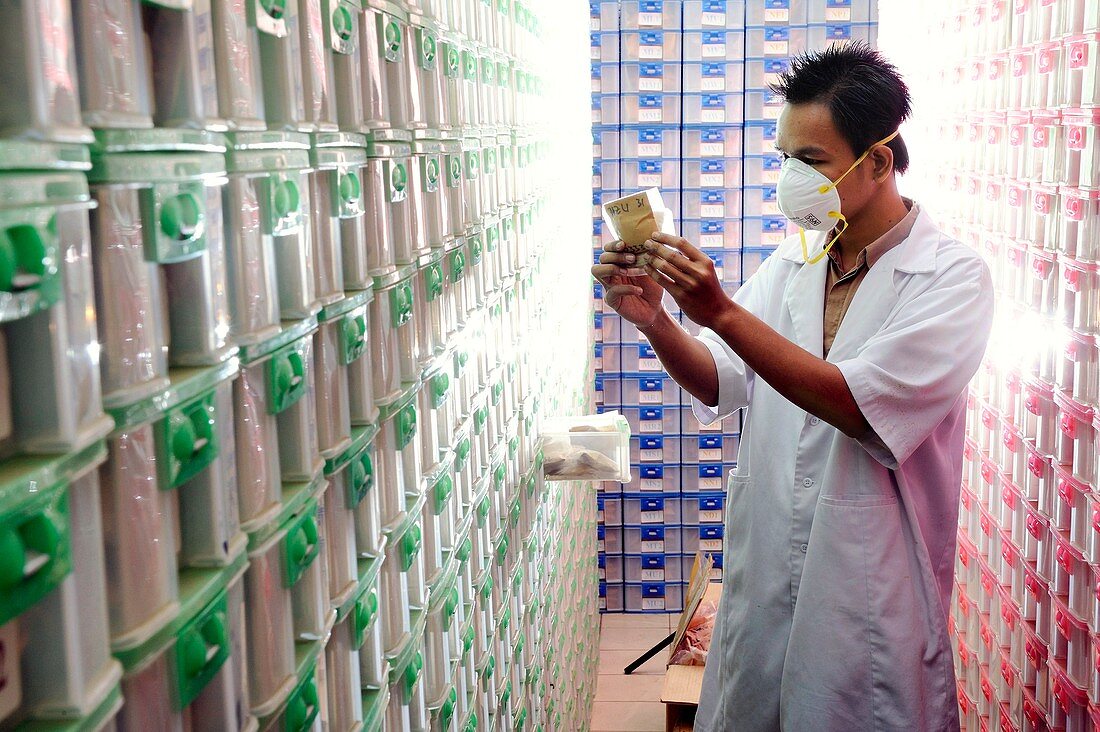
[810,417,820,425]
[802,478,814,488]
[800,544,808,553]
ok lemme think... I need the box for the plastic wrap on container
[360,4,392,130]
[313,318,353,459]
[100,426,179,650]
[222,172,281,345]
[177,379,244,568]
[257,0,308,130]
[19,461,121,720]
[0,0,91,143]
[308,169,347,307]
[233,360,283,530]
[244,525,297,718]
[276,336,325,481]
[290,502,330,641]
[298,0,339,132]
[162,179,234,366]
[71,0,153,129]
[187,576,252,732]
[5,201,112,454]
[325,615,364,731]
[209,0,268,131]
[117,648,180,732]
[89,186,170,408]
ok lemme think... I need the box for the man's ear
[871,145,894,183]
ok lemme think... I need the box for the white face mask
[775,130,901,264]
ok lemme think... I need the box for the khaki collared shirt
[822,199,920,358]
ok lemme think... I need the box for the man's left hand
[643,232,734,330]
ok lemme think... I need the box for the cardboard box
[661,580,721,731]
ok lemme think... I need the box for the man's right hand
[591,240,666,330]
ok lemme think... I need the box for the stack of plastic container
[880,1,1100,729]
[592,0,878,614]
[0,0,598,730]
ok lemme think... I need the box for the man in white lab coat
[592,43,994,730]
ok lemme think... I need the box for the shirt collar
[827,199,919,272]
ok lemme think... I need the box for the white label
[598,539,605,552]
[598,567,606,580]
[591,46,601,59]
[764,9,789,21]
[594,299,604,313]
[641,569,665,581]
[701,539,723,551]
[639,77,663,92]
[638,12,663,25]
[592,174,602,188]
[591,110,601,124]
[701,234,723,247]
[641,421,661,433]
[826,8,852,21]
[709,567,723,581]
[640,46,663,59]
[700,142,725,156]
[701,109,726,124]
[639,390,662,404]
[702,77,725,91]
[699,448,722,462]
[701,421,723,432]
[642,598,666,611]
[591,79,601,93]
[642,540,664,552]
[641,510,663,523]
[764,71,784,86]
[702,12,726,25]
[714,266,725,280]
[701,173,724,187]
[638,143,662,156]
[701,476,722,490]
[597,509,604,522]
[595,329,604,342]
[703,44,726,57]
[762,229,786,244]
[641,478,663,490]
[595,355,604,369]
[641,449,664,461]
[765,106,782,120]
[700,509,723,523]
[763,201,781,216]
[591,18,600,30]
[701,204,725,218]
[639,109,663,122]
[762,170,781,184]
[640,357,661,371]
[764,41,789,55]
[599,597,607,610]
[638,173,662,187]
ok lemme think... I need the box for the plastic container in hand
[0,0,91,143]
[1,158,113,454]
[18,452,122,721]
[541,412,631,483]
[100,424,180,652]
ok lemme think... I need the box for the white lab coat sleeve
[834,256,994,469]
[689,254,778,425]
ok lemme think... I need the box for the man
[592,43,993,731]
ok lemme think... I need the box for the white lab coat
[691,208,994,732]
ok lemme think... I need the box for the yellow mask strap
[800,215,849,265]
[815,129,902,196]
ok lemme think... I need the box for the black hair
[770,42,912,174]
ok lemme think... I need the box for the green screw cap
[274,180,300,219]
[442,688,457,726]
[0,529,25,589]
[160,192,203,242]
[332,5,354,41]
[396,404,417,450]
[424,262,444,301]
[433,473,453,515]
[456,536,472,563]
[338,171,361,204]
[261,0,287,19]
[400,523,421,571]
[449,250,465,282]
[391,163,407,193]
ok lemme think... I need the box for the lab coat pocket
[782,497,932,732]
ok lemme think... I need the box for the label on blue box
[639,435,666,461]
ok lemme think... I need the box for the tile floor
[589,613,680,732]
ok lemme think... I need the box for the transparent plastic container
[313,315,353,460]
[244,519,298,718]
[381,7,414,130]
[308,147,361,308]
[18,457,121,721]
[323,471,359,609]
[685,61,744,93]
[290,499,329,641]
[233,354,288,531]
[117,645,181,731]
[325,614,363,731]
[375,394,422,529]
[1,169,111,455]
[0,0,91,143]
[100,425,180,651]
[370,273,414,408]
[1060,187,1100,263]
[175,378,245,568]
[1063,110,1100,189]
[359,571,385,689]
[276,335,325,483]
[379,541,411,653]
[187,576,251,732]
[684,93,744,125]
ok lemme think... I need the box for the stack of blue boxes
[592,1,879,613]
